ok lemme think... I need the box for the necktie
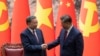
[33,31,39,43]
[64,31,68,40]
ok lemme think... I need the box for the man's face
[29,19,38,29]
[61,22,71,30]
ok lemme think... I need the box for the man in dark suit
[20,16,47,56]
[47,15,84,56]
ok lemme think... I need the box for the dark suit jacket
[48,27,84,56]
[20,28,47,56]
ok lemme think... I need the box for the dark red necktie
[64,31,68,40]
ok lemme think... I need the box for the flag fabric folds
[79,0,100,56]
[11,0,30,43]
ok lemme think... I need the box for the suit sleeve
[75,33,84,56]
[20,33,42,51]
[47,35,60,50]
[47,29,64,50]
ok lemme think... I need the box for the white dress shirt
[67,25,73,36]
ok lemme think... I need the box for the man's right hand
[41,44,48,50]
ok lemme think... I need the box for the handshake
[41,44,48,50]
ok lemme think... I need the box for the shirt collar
[67,25,73,33]
[28,27,36,33]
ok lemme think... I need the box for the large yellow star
[35,1,52,28]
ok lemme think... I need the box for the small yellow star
[35,0,52,28]
[60,1,63,5]
[66,2,71,7]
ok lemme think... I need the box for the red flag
[78,0,100,56]
[11,0,30,43]
[55,0,77,56]
[35,0,55,56]
[0,0,11,56]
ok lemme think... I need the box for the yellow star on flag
[66,2,71,7]
[35,1,52,28]
[60,1,63,5]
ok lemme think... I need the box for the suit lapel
[63,27,74,46]
[26,28,40,44]
[60,29,66,46]
[26,28,34,37]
